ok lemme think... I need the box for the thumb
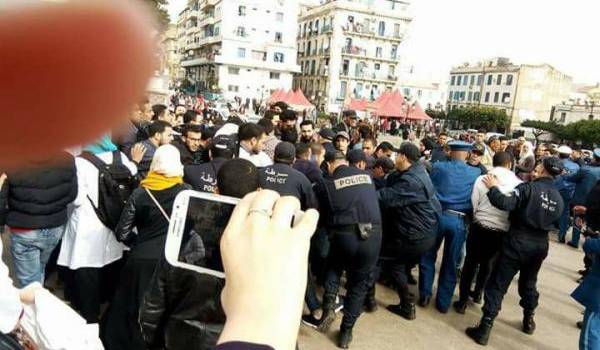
[293,209,319,241]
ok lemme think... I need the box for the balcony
[321,25,333,34]
[340,71,397,83]
[318,47,331,56]
[342,46,367,56]
[342,23,405,42]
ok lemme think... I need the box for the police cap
[347,149,367,165]
[319,128,336,141]
[325,151,347,163]
[543,156,564,177]
[448,141,473,152]
[471,143,485,155]
[335,131,351,141]
[593,148,600,159]
[274,142,296,164]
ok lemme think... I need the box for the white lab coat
[0,239,22,333]
[58,152,137,270]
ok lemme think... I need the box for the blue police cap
[447,141,473,152]
[594,148,600,159]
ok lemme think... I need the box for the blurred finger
[271,196,300,229]
[223,191,257,240]
[293,209,319,240]
[247,190,280,226]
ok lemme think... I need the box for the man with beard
[299,120,316,144]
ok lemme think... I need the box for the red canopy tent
[370,90,393,110]
[346,98,370,111]
[402,101,432,121]
[268,89,286,103]
[289,89,314,109]
[375,90,406,118]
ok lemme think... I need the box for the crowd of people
[1,95,600,350]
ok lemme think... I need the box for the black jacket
[0,152,77,229]
[259,163,318,210]
[173,139,207,166]
[140,255,226,350]
[488,177,564,240]
[184,158,227,193]
[378,164,441,254]
[116,183,190,259]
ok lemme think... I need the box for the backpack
[80,151,136,230]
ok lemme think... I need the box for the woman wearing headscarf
[515,141,536,182]
[58,136,138,324]
[101,145,191,350]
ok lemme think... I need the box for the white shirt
[58,152,137,270]
[0,239,22,333]
[238,146,273,168]
[471,167,522,232]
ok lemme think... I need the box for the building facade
[398,81,446,111]
[294,0,412,113]
[159,24,181,80]
[447,57,573,128]
[551,85,600,124]
[178,0,301,100]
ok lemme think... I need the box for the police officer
[466,157,564,346]
[258,142,317,210]
[555,145,580,243]
[315,151,382,349]
[419,141,481,313]
[183,135,235,193]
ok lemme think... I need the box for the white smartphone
[165,190,240,279]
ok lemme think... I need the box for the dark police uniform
[315,164,382,334]
[258,162,317,210]
[183,158,227,193]
[419,142,481,313]
[482,177,563,319]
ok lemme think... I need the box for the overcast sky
[168,0,600,85]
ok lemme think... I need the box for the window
[460,91,465,100]
[270,72,280,79]
[228,67,240,75]
[474,92,480,101]
[378,21,385,36]
[228,85,239,92]
[477,75,483,86]
[237,48,246,58]
[451,76,456,86]
[494,92,499,103]
[506,74,514,85]
[389,65,396,76]
[236,26,246,37]
[464,75,469,85]
[275,32,282,43]
[484,92,490,102]
[252,50,266,61]
[457,75,462,85]
[404,88,410,96]
[487,75,493,85]
[502,92,511,103]
[470,75,475,86]
[391,45,398,59]
[394,23,401,36]
[238,6,246,16]
[276,12,284,22]
[418,89,423,98]
[454,91,459,100]
[468,91,473,101]
[339,81,348,99]
[274,52,284,63]
[376,47,383,58]
[448,91,453,101]
[374,63,381,70]
[311,60,316,75]
[497,74,502,85]
[560,112,567,123]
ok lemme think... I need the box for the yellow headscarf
[141,171,183,191]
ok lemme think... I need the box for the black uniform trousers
[458,222,504,302]
[324,226,381,330]
[376,236,436,303]
[482,233,548,319]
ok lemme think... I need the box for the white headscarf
[520,141,534,160]
[150,144,184,177]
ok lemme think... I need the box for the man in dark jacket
[184,135,236,193]
[430,132,449,163]
[140,159,260,350]
[292,142,322,184]
[373,143,441,320]
[173,124,206,166]
[466,157,564,346]
[0,152,77,288]
[258,142,317,210]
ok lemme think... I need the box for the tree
[446,106,508,132]
[145,0,170,29]
[425,109,446,120]
[520,120,563,144]
[521,119,600,147]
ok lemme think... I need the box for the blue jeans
[581,309,600,350]
[419,213,467,312]
[572,225,583,247]
[10,226,64,288]
[559,192,574,241]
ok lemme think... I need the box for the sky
[168,0,600,85]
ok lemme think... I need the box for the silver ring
[248,208,273,217]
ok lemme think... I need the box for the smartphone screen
[178,196,236,273]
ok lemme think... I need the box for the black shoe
[387,302,416,320]
[558,237,566,244]
[338,328,353,349]
[418,295,431,307]
[407,273,417,285]
[435,303,449,314]
[470,291,483,304]
[453,300,467,314]
[466,317,494,346]
[567,242,579,249]
[577,320,584,329]
[301,314,320,329]
[318,309,336,333]
[522,314,536,335]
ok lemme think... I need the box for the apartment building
[294,0,412,113]
[551,84,600,124]
[447,57,573,128]
[178,0,301,100]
